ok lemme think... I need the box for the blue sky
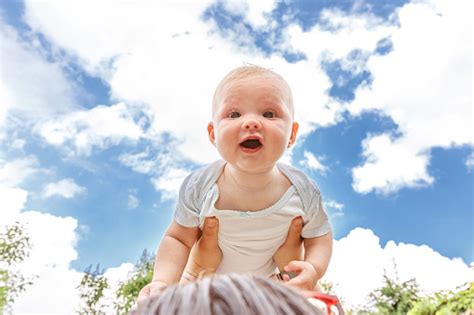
[0,0,472,312]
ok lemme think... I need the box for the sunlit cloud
[0,156,40,187]
[38,103,145,156]
[347,0,472,194]
[43,178,86,199]
[151,167,191,201]
[300,151,328,173]
[127,193,140,209]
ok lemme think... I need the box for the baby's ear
[207,122,216,145]
[289,122,299,145]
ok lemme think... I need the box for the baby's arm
[303,231,333,280]
[153,220,199,283]
[138,220,199,301]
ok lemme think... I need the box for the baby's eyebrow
[221,94,240,104]
[261,98,286,109]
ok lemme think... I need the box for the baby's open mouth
[240,139,262,149]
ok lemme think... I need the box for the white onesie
[174,160,331,278]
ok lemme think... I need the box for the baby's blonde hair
[212,64,295,116]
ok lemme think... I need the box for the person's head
[207,65,299,173]
[133,274,324,315]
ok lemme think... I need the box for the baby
[142,65,332,296]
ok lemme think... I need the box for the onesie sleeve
[301,188,332,239]
[173,171,201,228]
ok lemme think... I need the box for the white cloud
[101,263,136,314]
[284,8,395,65]
[300,151,328,173]
[279,147,295,166]
[118,149,182,176]
[103,263,135,287]
[324,199,345,218]
[43,178,86,199]
[347,0,472,193]
[0,18,79,130]
[23,1,214,76]
[39,103,145,156]
[151,167,191,201]
[325,228,474,310]
[14,267,82,315]
[11,138,26,150]
[0,156,40,187]
[128,193,139,209]
[10,211,82,314]
[223,0,277,27]
[325,200,344,210]
[0,185,28,227]
[18,211,79,273]
[352,134,434,194]
[466,152,474,171]
[119,151,157,175]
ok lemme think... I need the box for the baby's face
[208,74,298,173]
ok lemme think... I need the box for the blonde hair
[212,64,295,116]
[133,274,323,315]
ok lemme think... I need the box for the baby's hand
[282,260,318,291]
[137,280,168,303]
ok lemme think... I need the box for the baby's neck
[223,164,280,192]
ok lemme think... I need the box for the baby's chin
[230,160,280,174]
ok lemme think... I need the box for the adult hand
[137,280,168,304]
[181,216,222,282]
[273,216,303,272]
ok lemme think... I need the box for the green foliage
[77,264,109,315]
[320,280,334,294]
[408,295,441,315]
[114,249,154,314]
[409,282,474,315]
[0,222,34,314]
[367,266,420,315]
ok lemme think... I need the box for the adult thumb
[202,217,219,244]
[286,216,303,245]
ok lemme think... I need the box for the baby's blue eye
[228,111,241,118]
[263,111,276,118]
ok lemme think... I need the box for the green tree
[0,221,35,314]
[114,249,154,314]
[409,282,474,315]
[77,264,109,315]
[367,266,420,315]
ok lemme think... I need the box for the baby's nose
[242,117,262,130]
